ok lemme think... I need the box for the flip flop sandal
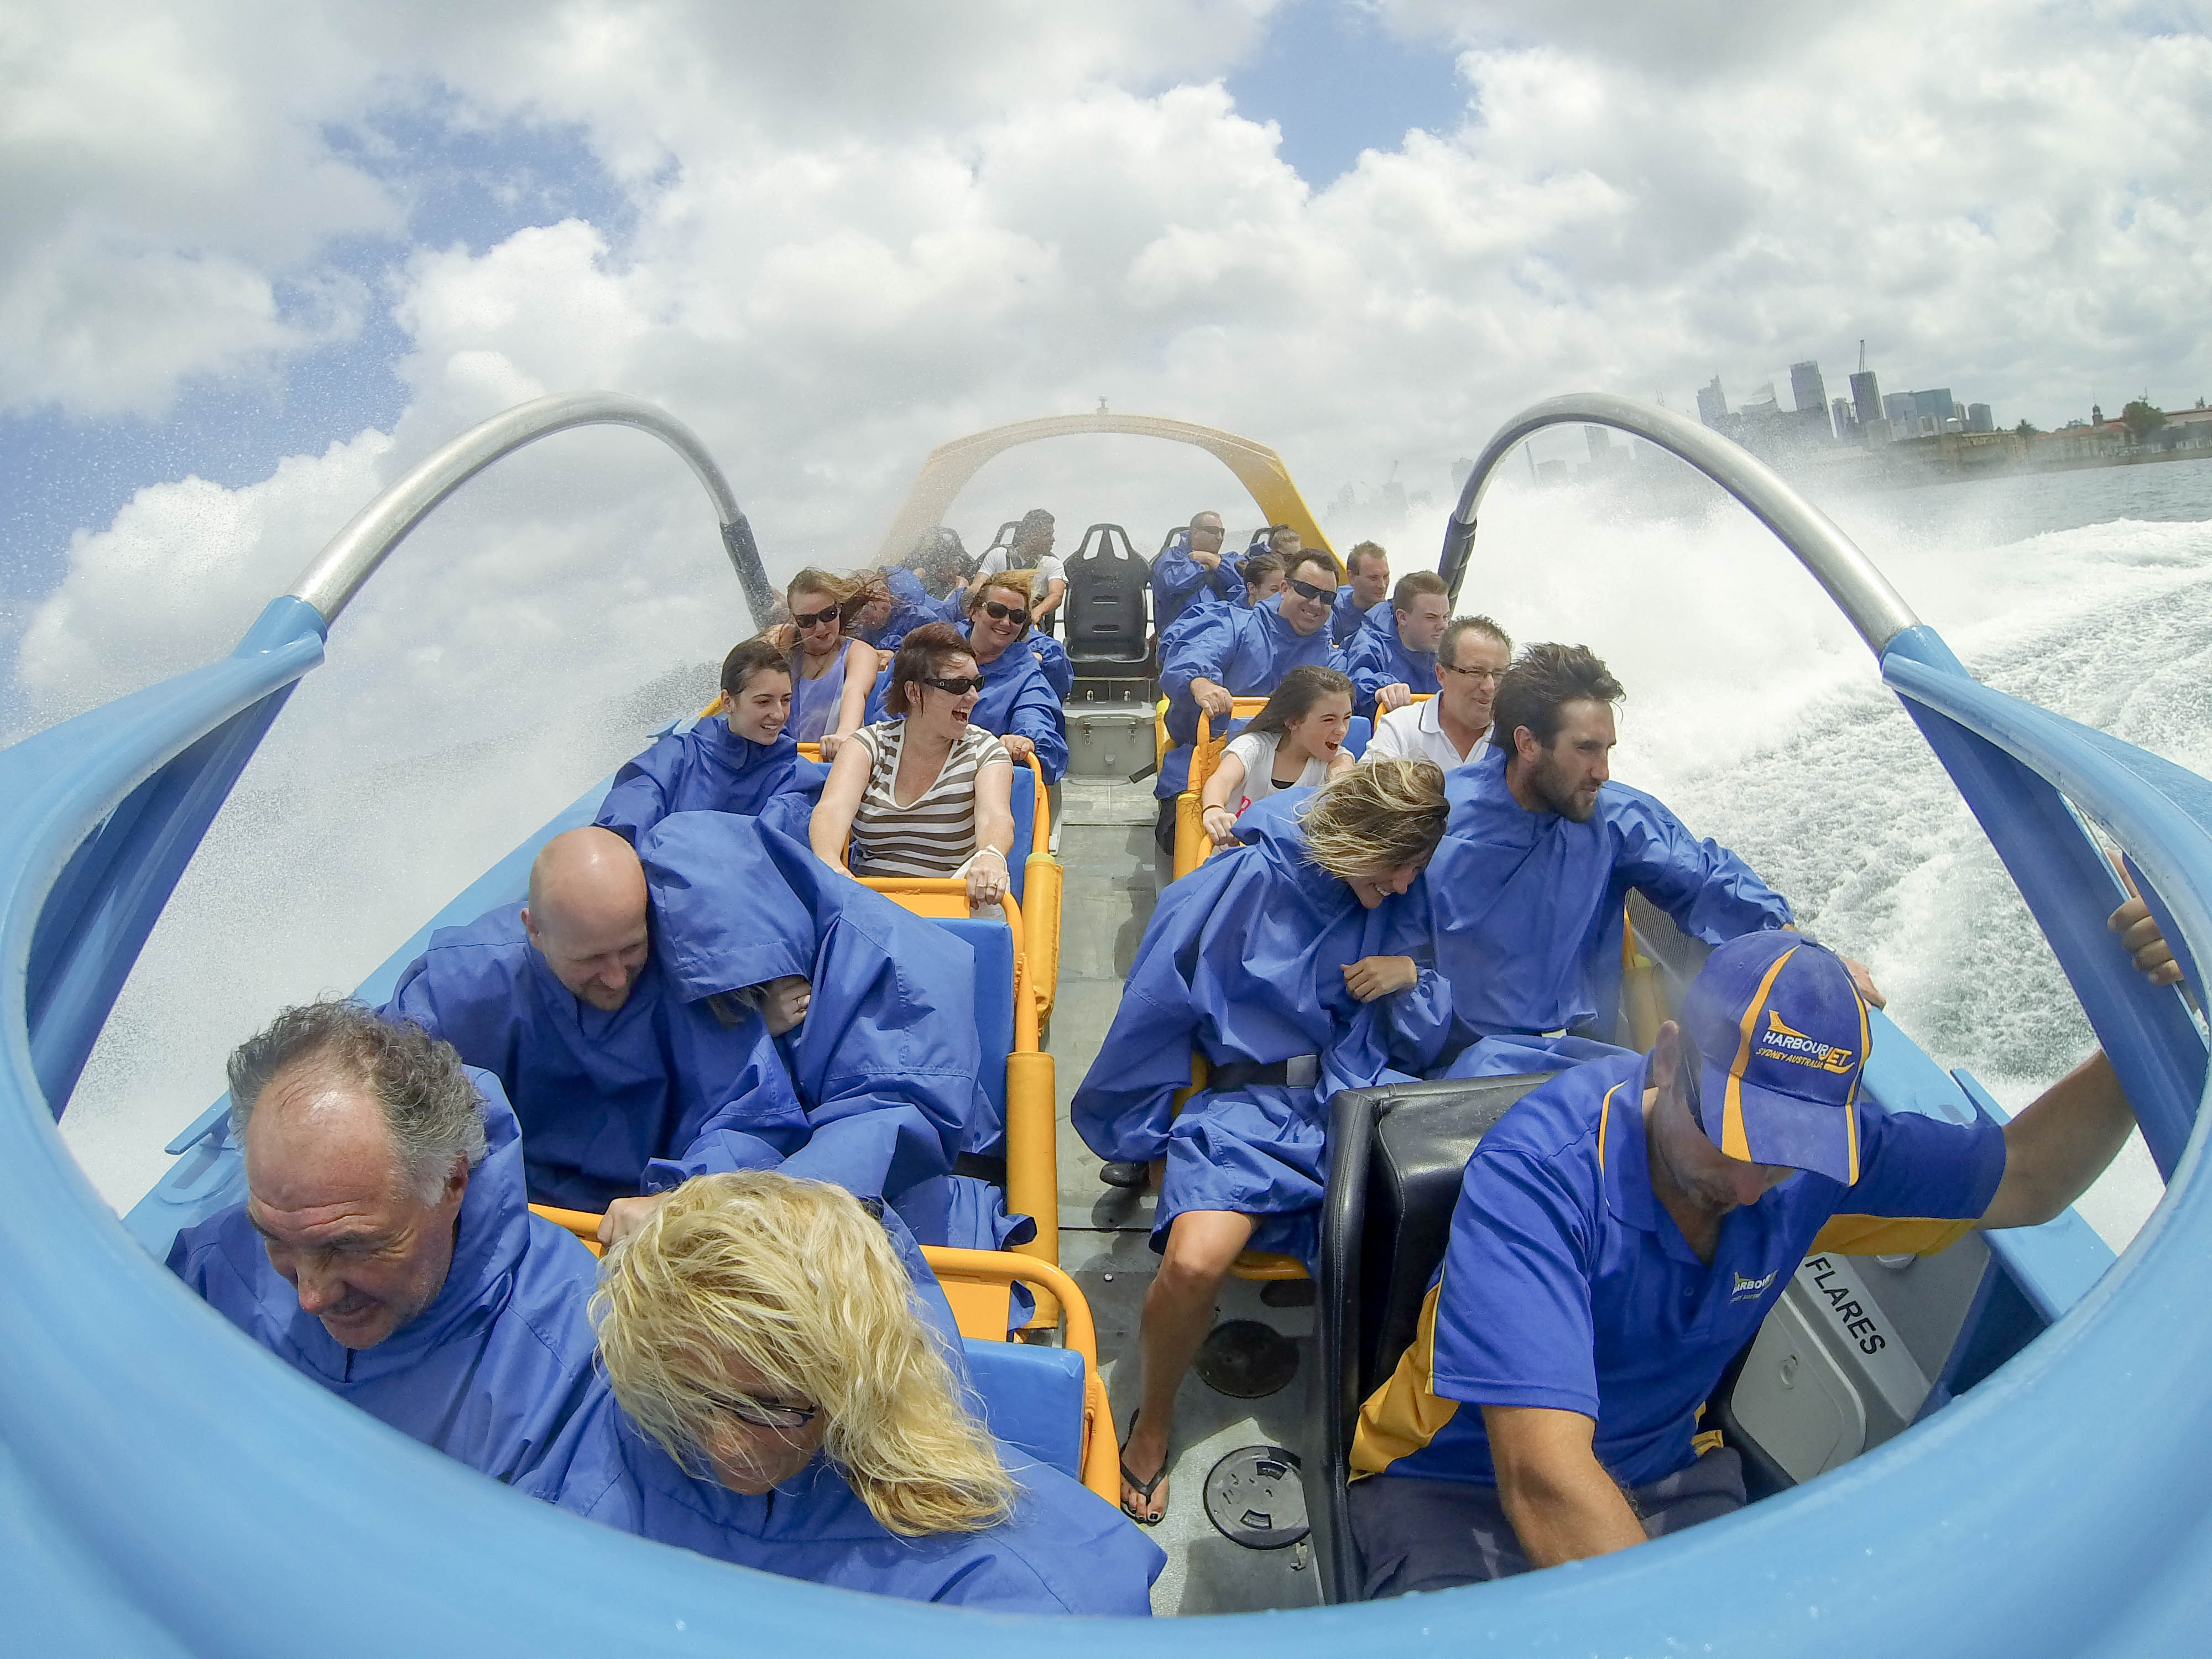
[1118,1408,1170,1527]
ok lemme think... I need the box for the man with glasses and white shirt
[1365,616,1513,773]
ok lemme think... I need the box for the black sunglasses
[1285,576,1338,603]
[921,674,987,695]
[703,1389,820,1432]
[980,601,1032,628]
[791,604,842,629]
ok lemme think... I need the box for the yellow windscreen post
[529,1203,605,1257]
[1623,904,1664,1049]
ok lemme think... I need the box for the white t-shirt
[1365,698,1486,772]
[979,546,1068,591]
[1220,729,1330,816]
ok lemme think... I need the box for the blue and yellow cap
[1679,932,1870,1185]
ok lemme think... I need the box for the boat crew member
[971,508,1068,633]
[1074,762,1471,1524]
[1364,615,1512,771]
[384,827,807,1234]
[1153,547,1347,855]
[594,639,831,847]
[167,1000,598,1484]
[1347,931,2146,1594]
[1343,570,1449,719]
[1150,510,1243,633]
[781,568,879,757]
[519,1172,1162,1613]
[639,809,1022,1259]
[1331,541,1392,645]
[1423,643,1881,1069]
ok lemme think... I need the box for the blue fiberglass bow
[4,390,2211,1653]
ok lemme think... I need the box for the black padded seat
[1062,523,1152,670]
[1313,1072,1559,1605]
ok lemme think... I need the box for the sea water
[54,452,2212,1254]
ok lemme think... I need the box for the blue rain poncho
[635,812,1021,1251]
[519,1405,1162,1614]
[384,906,804,1214]
[1150,526,1243,634]
[1341,606,1440,720]
[865,568,958,649]
[1071,794,1467,1266]
[1422,745,1794,1044]
[1155,597,1344,799]
[1331,585,1385,646]
[594,718,831,847]
[165,1071,599,1484]
[863,622,1070,784]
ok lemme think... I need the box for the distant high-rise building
[1966,403,1994,434]
[1908,388,1956,437]
[1850,369,1882,427]
[1696,376,1729,427]
[1790,360,1829,416]
[1832,397,1855,441]
[1585,425,1613,462]
[1884,392,1913,428]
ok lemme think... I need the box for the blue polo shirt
[1351,1049,2006,1489]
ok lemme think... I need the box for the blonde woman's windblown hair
[592,1172,1016,1536]
[1298,756,1449,880]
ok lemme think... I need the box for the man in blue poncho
[634,810,1022,1256]
[1342,571,1448,719]
[1150,510,1242,634]
[166,1000,598,1484]
[1422,643,1882,1075]
[1073,762,1472,1524]
[596,639,831,847]
[520,1171,1161,1612]
[1347,933,2142,1593]
[1153,545,1347,854]
[383,827,809,1233]
[1331,541,1392,645]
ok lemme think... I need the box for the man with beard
[1421,644,1879,1053]
[1364,615,1512,770]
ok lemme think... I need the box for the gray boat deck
[1046,778,1324,1616]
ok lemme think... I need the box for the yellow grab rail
[920,1246,1119,1506]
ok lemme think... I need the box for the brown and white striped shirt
[847,719,1010,877]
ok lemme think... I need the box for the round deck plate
[1193,1318,1300,1398]
[1203,1445,1310,1550]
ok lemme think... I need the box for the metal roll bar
[288,390,778,630]
[1441,392,1921,655]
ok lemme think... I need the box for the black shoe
[1099,1160,1147,1190]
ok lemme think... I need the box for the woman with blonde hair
[1071,760,1470,1525]
[780,567,879,757]
[521,1171,1162,1611]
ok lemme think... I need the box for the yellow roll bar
[920,1246,1120,1507]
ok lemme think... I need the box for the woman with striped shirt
[809,623,1015,911]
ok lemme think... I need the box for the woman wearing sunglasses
[811,623,1016,912]
[519,1171,1162,1612]
[780,568,879,758]
[948,570,1070,782]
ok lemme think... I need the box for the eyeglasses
[1441,664,1506,683]
[1285,576,1338,603]
[979,601,1032,628]
[791,605,842,630]
[920,674,987,695]
[705,1390,820,1432]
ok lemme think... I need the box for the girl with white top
[1200,664,1357,847]
[810,623,1015,912]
